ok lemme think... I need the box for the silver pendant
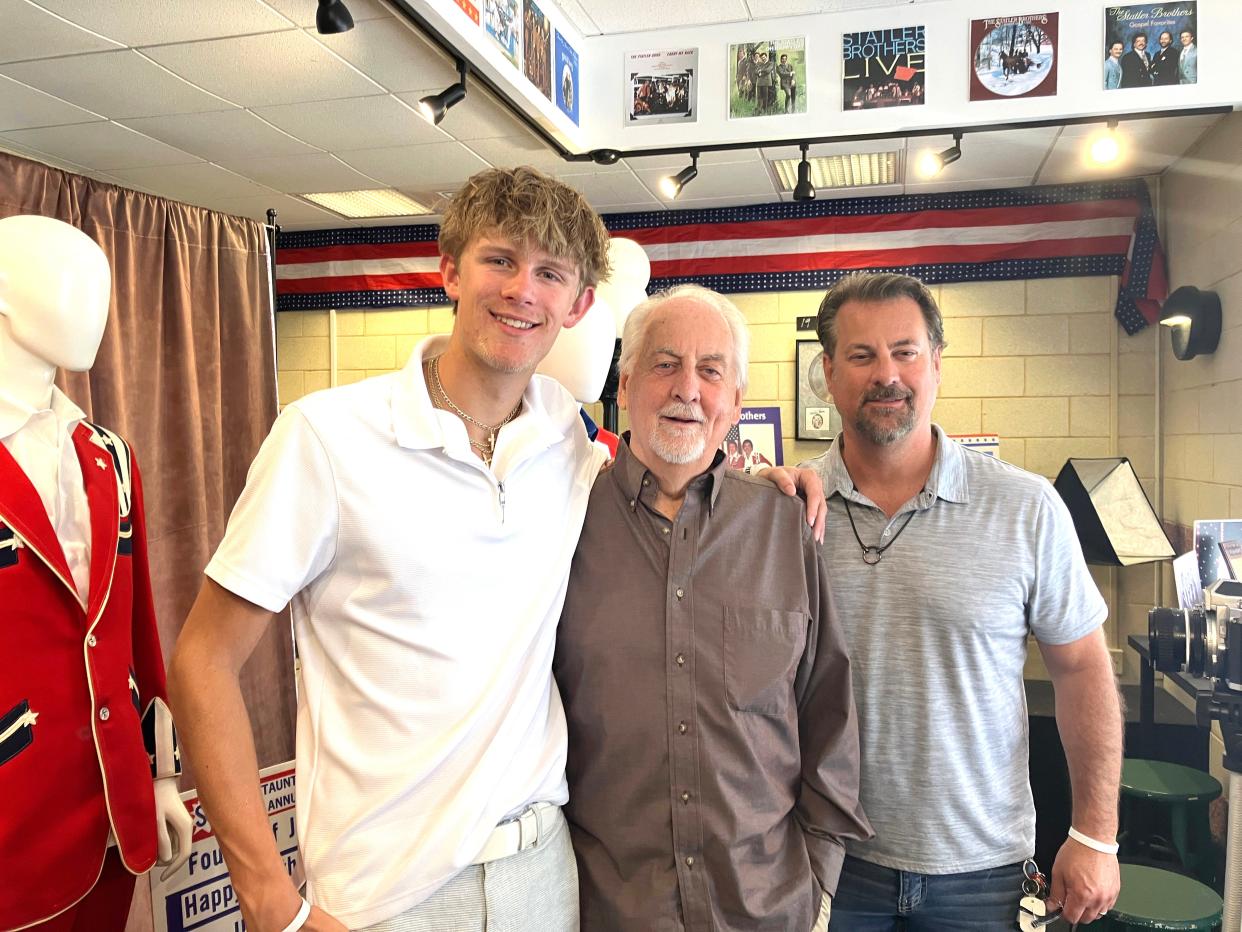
[862,547,882,565]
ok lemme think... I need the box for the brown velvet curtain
[0,152,295,922]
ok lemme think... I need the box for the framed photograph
[1104,3,1197,89]
[729,37,807,118]
[555,31,579,124]
[969,13,1058,101]
[796,339,840,441]
[721,406,783,471]
[522,0,551,98]
[484,0,520,66]
[626,48,697,124]
[843,25,925,110]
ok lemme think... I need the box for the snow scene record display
[969,14,1058,100]
[843,26,926,110]
[1105,3,1197,89]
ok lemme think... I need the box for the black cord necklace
[842,498,918,565]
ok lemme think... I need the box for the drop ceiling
[0,0,1225,229]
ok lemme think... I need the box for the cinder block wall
[275,272,1159,681]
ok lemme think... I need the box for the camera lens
[1149,607,1190,673]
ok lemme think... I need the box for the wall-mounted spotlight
[1087,121,1122,166]
[915,132,962,179]
[419,61,468,126]
[793,143,816,201]
[659,152,699,200]
[315,0,354,34]
[1160,285,1222,361]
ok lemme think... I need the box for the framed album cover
[721,406,783,471]
[796,339,840,441]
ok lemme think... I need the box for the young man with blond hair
[169,167,613,932]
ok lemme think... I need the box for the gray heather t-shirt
[801,426,1106,874]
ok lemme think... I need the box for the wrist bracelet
[1068,826,1119,855]
[278,898,312,932]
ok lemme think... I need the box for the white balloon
[536,292,617,404]
[607,237,651,290]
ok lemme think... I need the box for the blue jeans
[829,855,1025,931]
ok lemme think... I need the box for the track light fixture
[793,143,816,201]
[419,61,468,126]
[659,152,699,200]
[1088,120,1122,166]
[315,0,354,34]
[915,132,963,179]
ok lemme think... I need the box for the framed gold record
[796,339,840,441]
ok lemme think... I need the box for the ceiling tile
[314,16,457,93]
[465,134,570,174]
[557,169,660,207]
[0,50,237,119]
[1,122,201,170]
[33,0,294,46]
[906,127,1056,183]
[394,87,530,141]
[337,142,492,189]
[633,158,776,202]
[573,0,748,32]
[745,0,902,16]
[252,95,448,151]
[0,1,123,63]
[555,0,602,36]
[223,153,382,192]
[624,149,762,171]
[142,31,384,108]
[263,0,391,28]
[1039,115,1220,184]
[120,110,320,162]
[0,75,102,131]
[210,192,343,224]
[107,162,276,201]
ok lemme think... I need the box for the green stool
[1085,862,1222,930]
[1120,759,1222,886]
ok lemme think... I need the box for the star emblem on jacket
[95,457,107,471]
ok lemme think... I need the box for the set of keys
[1016,858,1063,930]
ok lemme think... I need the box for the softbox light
[1054,457,1174,566]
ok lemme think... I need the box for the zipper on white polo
[498,480,506,524]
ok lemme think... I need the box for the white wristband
[1068,826,1119,855]
[278,898,312,932]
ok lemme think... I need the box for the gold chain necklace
[425,355,522,466]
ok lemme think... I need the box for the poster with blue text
[556,31,580,124]
[843,26,926,109]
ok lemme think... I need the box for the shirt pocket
[0,699,37,766]
[723,607,808,716]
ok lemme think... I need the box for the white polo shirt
[206,335,607,927]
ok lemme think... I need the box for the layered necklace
[842,498,918,565]
[424,355,523,467]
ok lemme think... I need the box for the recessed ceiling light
[772,151,900,190]
[299,189,432,219]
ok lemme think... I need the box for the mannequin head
[0,215,111,374]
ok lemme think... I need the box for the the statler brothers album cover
[843,26,926,110]
[969,13,1058,101]
[1104,3,1197,89]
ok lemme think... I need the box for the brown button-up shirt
[555,439,871,932]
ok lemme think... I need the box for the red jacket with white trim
[0,422,178,930]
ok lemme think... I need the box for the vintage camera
[1149,579,1242,688]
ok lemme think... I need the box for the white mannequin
[0,215,193,878]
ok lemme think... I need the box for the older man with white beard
[554,284,871,932]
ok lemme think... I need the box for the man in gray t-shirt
[799,272,1122,930]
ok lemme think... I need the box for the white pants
[360,805,577,932]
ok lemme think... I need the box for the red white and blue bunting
[275,178,1166,334]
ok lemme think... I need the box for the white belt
[471,802,554,865]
